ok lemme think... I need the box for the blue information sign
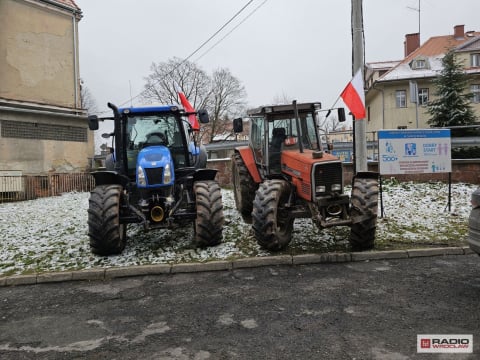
[378,129,451,175]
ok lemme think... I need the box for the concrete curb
[0,246,475,287]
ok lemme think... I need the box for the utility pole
[352,0,367,173]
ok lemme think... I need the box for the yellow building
[0,0,94,174]
[366,25,480,132]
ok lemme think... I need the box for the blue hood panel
[137,146,174,187]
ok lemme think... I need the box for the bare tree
[80,79,98,114]
[271,92,294,105]
[142,57,211,110]
[142,58,247,143]
[206,68,247,142]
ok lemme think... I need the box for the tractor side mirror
[197,109,209,124]
[233,118,243,133]
[88,115,99,130]
[337,108,346,122]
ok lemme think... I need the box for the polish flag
[340,69,366,120]
[178,91,200,131]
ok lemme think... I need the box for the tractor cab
[245,103,324,176]
[233,102,346,179]
[121,106,199,181]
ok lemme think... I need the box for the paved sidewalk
[1,246,474,287]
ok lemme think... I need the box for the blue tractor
[87,102,224,256]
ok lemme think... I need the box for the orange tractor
[232,101,378,251]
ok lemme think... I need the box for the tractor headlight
[137,166,146,186]
[315,185,326,193]
[331,184,342,192]
[164,163,172,183]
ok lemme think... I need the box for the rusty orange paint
[235,147,262,183]
[281,150,340,201]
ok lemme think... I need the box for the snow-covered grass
[0,180,476,276]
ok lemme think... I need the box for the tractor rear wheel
[349,177,379,250]
[88,184,127,256]
[252,179,293,251]
[193,180,224,247]
[232,153,258,223]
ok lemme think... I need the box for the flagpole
[352,0,367,173]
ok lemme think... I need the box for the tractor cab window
[268,113,319,152]
[303,113,319,150]
[127,115,180,149]
[266,113,319,173]
[249,117,265,166]
[125,114,182,174]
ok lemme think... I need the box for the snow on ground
[0,181,477,276]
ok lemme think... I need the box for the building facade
[366,25,480,132]
[0,0,94,174]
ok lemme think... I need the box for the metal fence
[0,173,95,204]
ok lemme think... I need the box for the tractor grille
[145,168,164,185]
[313,162,343,194]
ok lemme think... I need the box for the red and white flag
[340,69,366,120]
[177,90,200,131]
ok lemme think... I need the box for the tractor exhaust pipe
[150,206,165,222]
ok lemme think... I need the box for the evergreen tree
[427,49,476,127]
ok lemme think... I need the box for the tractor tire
[232,153,258,223]
[193,180,224,247]
[349,177,379,251]
[252,179,294,251]
[194,145,208,170]
[88,184,127,256]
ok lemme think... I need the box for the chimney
[404,33,420,57]
[454,25,465,39]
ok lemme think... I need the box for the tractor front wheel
[193,180,224,247]
[252,180,293,251]
[88,185,127,256]
[349,177,379,250]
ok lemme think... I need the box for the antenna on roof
[129,80,133,107]
[407,0,421,43]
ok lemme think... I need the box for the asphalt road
[1,254,480,360]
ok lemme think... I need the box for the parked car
[468,188,480,255]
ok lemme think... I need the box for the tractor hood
[281,150,343,201]
[137,146,174,187]
[281,149,340,173]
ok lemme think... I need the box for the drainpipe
[72,14,79,109]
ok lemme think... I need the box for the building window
[472,84,480,103]
[397,126,407,129]
[418,88,429,106]
[410,58,429,70]
[414,59,426,69]
[396,90,407,108]
[471,53,480,67]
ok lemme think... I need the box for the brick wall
[207,158,480,187]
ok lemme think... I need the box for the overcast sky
[77,0,480,116]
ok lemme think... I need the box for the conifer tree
[427,49,476,127]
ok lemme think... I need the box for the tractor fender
[235,147,262,183]
[91,170,130,187]
[352,171,379,182]
[193,168,218,182]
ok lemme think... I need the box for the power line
[99,0,255,114]
[195,0,269,62]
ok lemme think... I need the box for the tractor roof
[119,105,181,115]
[247,102,321,116]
